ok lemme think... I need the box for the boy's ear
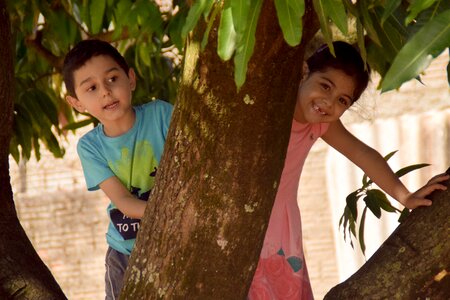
[66,95,85,113]
[128,68,136,91]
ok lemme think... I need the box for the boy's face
[66,55,136,132]
[294,66,356,124]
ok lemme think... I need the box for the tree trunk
[121,1,319,299]
[325,170,450,299]
[0,2,67,298]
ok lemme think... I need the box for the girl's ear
[301,62,310,81]
[66,95,85,113]
[128,68,136,91]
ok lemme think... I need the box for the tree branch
[325,168,450,299]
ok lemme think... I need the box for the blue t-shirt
[77,100,173,255]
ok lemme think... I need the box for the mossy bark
[121,1,319,299]
[0,2,67,299]
[324,172,450,299]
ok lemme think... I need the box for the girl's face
[294,67,356,124]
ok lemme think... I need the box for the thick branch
[325,169,450,299]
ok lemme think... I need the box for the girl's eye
[339,98,349,106]
[87,85,96,92]
[321,83,330,90]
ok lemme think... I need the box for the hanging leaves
[381,9,450,92]
[339,150,429,256]
[233,0,263,89]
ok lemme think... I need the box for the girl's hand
[401,173,449,209]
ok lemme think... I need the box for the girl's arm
[322,120,448,209]
[99,176,147,219]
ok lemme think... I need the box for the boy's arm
[322,120,448,209]
[99,176,147,219]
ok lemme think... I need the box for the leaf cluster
[7,0,186,163]
[182,0,450,91]
[338,150,429,255]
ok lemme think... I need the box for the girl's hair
[62,39,130,97]
[306,41,371,102]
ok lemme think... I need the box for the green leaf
[447,51,450,85]
[324,0,348,35]
[382,0,401,25]
[274,0,304,46]
[14,112,33,160]
[357,1,381,46]
[33,136,41,161]
[9,136,20,164]
[168,6,188,51]
[201,2,221,50]
[372,9,405,63]
[113,0,132,35]
[395,163,430,178]
[136,1,164,36]
[35,90,59,126]
[313,0,334,54]
[356,17,367,66]
[364,150,399,186]
[364,193,382,219]
[181,0,211,39]
[346,191,360,220]
[368,189,398,213]
[233,0,263,89]
[398,208,410,223]
[231,0,251,35]
[90,0,106,34]
[139,43,151,67]
[358,207,368,255]
[406,0,438,25]
[63,118,94,130]
[381,9,450,92]
[218,0,237,61]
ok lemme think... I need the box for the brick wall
[10,53,449,299]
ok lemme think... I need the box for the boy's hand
[401,173,449,209]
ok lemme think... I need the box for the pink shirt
[249,120,329,300]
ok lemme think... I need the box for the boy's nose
[101,85,112,97]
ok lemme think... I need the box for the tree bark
[121,1,319,299]
[324,170,450,299]
[0,1,67,298]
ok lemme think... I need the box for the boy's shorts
[105,247,129,300]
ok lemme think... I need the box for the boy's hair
[306,41,371,102]
[63,39,130,97]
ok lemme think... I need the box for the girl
[248,41,449,299]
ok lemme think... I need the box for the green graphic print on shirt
[107,140,158,240]
[109,140,158,198]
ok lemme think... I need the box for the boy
[63,39,173,299]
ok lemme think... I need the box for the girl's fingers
[427,173,450,184]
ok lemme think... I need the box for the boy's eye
[87,85,96,92]
[108,76,117,83]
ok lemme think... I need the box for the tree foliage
[7,0,185,163]
[181,0,450,91]
[6,0,450,163]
